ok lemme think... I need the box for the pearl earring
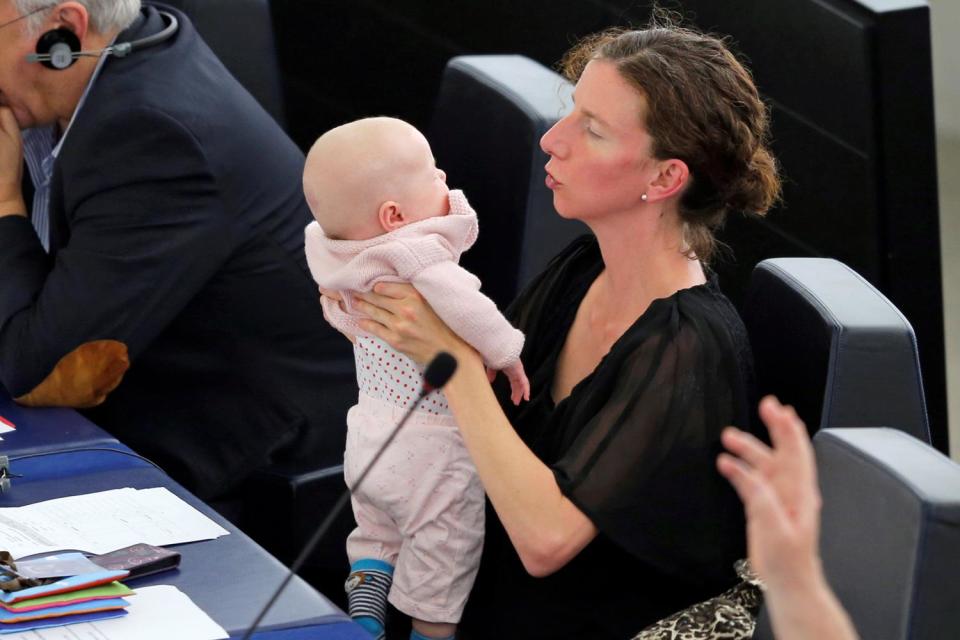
[641,193,648,201]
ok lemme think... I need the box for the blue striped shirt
[22,45,114,251]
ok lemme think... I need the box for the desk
[0,389,123,457]
[1,449,365,638]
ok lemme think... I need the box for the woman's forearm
[764,572,859,640]
[350,282,596,574]
[444,345,597,576]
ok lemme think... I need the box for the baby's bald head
[303,117,449,240]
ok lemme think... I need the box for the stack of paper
[0,570,131,634]
[2,586,229,640]
[0,487,230,559]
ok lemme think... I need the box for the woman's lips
[545,171,560,189]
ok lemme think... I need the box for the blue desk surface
[237,626,367,640]
[0,390,123,457]
[1,449,365,639]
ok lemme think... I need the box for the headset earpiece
[35,28,81,70]
[26,10,178,70]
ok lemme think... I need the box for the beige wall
[929,0,960,459]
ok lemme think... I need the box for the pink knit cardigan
[304,190,524,370]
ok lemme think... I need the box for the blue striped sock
[346,559,394,639]
[410,630,455,640]
[355,615,385,640]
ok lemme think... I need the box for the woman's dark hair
[560,11,781,263]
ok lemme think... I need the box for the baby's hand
[502,361,530,406]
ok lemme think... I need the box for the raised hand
[717,396,821,589]
[717,396,858,640]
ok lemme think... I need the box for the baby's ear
[377,201,405,232]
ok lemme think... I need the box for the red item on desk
[0,571,129,605]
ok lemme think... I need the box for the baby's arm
[414,262,529,403]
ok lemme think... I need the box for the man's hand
[0,107,26,217]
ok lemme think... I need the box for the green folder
[0,582,133,612]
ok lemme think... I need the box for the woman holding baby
[348,15,781,639]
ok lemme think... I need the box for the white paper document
[0,488,229,559]
[3,585,230,640]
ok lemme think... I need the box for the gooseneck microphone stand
[241,352,459,639]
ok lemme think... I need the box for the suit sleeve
[414,261,524,370]
[0,107,232,401]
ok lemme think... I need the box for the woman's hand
[353,282,474,366]
[318,287,355,344]
[718,399,859,640]
[354,283,596,577]
[717,396,821,591]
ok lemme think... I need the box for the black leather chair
[161,0,287,129]
[743,258,930,442]
[159,0,349,571]
[428,55,587,309]
[753,427,960,639]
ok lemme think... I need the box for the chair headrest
[744,258,929,442]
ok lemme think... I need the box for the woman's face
[540,59,657,222]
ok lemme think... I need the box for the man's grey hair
[14,0,142,35]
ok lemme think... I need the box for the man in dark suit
[0,0,354,500]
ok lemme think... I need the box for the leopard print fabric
[633,560,764,640]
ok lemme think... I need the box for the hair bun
[723,147,780,216]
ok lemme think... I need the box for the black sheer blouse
[460,236,758,639]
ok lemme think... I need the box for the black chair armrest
[754,428,960,639]
[745,258,930,442]
[429,55,586,309]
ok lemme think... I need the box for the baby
[302,117,529,640]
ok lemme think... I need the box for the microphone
[241,351,458,639]
[422,351,457,393]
